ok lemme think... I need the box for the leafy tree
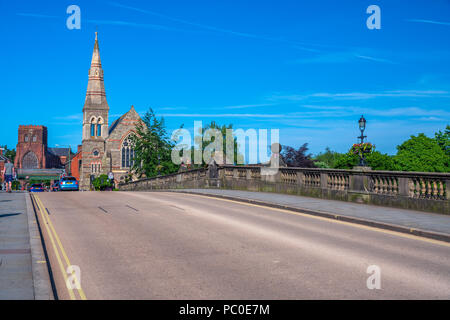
[313,147,342,168]
[130,108,178,178]
[366,151,395,171]
[187,121,242,167]
[435,125,450,156]
[281,143,316,168]
[394,133,448,172]
[334,152,359,169]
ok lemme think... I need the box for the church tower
[80,32,109,190]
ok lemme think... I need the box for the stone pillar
[320,172,328,189]
[398,177,409,197]
[446,179,450,200]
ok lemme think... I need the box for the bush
[92,174,113,191]
[394,133,448,172]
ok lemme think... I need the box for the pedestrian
[2,159,15,193]
[108,171,114,191]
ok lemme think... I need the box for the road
[33,191,450,299]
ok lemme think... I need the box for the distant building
[14,125,70,170]
[13,125,69,183]
[69,145,83,181]
[78,32,143,190]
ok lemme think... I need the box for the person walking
[2,159,15,193]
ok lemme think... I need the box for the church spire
[83,32,109,111]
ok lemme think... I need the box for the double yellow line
[31,193,87,300]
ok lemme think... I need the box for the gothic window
[97,123,102,137]
[91,162,102,173]
[93,149,99,157]
[91,124,95,137]
[32,135,37,142]
[121,135,135,168]
[22,151,38,169]
[90,117,97,137]
[24,135,29,142]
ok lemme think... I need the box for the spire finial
[95,30,98,41]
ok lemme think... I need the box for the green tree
[366,151,395,171]
[394,133,448,172]
[190,121,242,167]
[129,108,178,178]
[334,152,359,169]
[313,147,342,168]
[435,125,450,156]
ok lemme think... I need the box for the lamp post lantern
[357,115,368,166]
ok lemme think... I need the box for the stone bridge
[119,165,449,215]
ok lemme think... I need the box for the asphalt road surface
[33,191,450,299]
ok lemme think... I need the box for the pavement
[173,189,450,240]
[0,191,53,300]
[34,191,450,299]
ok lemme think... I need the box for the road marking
[98,206,108,213]
[33,194,87,300]
[31,194,76,300]
[125,205,139,212]
[173,192,450,248]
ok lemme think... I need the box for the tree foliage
[435,125,450,156]
[129,108,178,178]
[393,133,448,172]
[313,147,341,168]
[281,143,316,168]
[188,121,242,167]
[92,174,113,191]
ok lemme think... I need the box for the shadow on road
[0,212,22,219]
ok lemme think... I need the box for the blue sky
[1,0,449,158]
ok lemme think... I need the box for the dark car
[29,183,45,192]
[59,176,79,191]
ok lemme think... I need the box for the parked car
[51,182,60,192]
[59,176,79,191]
[29,183,45,192]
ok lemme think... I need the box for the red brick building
[69,145,83,181]
[14,125,71,170]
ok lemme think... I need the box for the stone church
[79,32,142,190]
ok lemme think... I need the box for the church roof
[47,147,71,157]
[108,105,138,135]
[108,114,127,135]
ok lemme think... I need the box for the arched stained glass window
[121,135,135,168]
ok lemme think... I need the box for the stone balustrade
[119,165,449,214]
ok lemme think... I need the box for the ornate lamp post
[357,115,367,166]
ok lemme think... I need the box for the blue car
[29,183,45,192]
[59,176,79,191]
